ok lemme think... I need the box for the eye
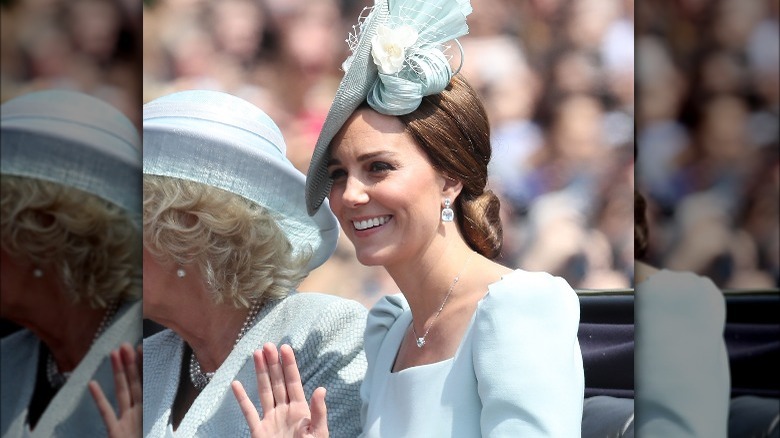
[369,161,395,172]
[328,167,347,181]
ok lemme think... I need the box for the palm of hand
[232,343,329,438]
[250,396,319,438]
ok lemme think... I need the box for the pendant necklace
[412,251,475,348]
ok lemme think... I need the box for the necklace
[46,300,120,388]
[412,251,475,348]
[189,300,262,391]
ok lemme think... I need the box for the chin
[353,245,399,268]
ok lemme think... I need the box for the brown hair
[635,189,649,260]
[399,74,503,259]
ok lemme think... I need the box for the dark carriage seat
[723,290,779,438]
[577,288,780,438]
[578,289,635,437]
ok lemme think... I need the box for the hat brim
[305,1,389,216]
[1,90,141,220]
[145,116,339,272]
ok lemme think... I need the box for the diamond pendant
[416,337,425,348]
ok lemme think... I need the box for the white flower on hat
[371,24,418,75]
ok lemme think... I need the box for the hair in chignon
[143,176,311,308]
[399,74,503,259]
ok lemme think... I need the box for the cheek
[326,186,346,218]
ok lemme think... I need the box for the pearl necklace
[46,300,120,388]
[189,300,262,391]
[412,252,474,348]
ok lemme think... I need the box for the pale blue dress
[0,300,142,438]
[360,270,584,437]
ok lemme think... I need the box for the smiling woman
[232,0,585,436]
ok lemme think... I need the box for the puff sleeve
[359,294,407,432]
[472,271,584,437]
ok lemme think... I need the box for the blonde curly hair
[0,175,142,308]
[143,176,311,308]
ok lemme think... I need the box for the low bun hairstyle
[399,74,503,259]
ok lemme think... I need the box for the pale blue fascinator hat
[0,90,142,225]
[143,90,339,272]
[305,0,473,214]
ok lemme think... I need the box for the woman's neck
[386,238,476,329]
[156,298,252,373]
[7,291,107,373]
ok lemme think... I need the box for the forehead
[330,109,420,158]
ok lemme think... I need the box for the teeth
[353,216,390,231]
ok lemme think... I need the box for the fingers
[110,349,131,414]
[263,343,288,406]
[231,381,262,433]
[120,343,142,407]
[279,344,306,404]
[252,349,274,413]
[310,387,329,437]
[88,380,118,427]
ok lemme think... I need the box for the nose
[339,175,369,208]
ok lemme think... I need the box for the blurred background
[3,0,777,305]
[0,0,143,129]
[137,0,636,307]
[636,0,779,290]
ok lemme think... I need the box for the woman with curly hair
[141,90,366,437]
[0,90,142,437]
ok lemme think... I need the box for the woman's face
[327,109,450,267]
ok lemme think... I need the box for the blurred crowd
[636,0,779,289]
[5,0,775,301]
[2,0,639,307]
[141,0,639,306]
[0,0,142,129]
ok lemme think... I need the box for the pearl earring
[32,268,44,278]
[177,268,186,278]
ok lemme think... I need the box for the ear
[440,175,463,202]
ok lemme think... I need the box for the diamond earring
[177,268,186,278]
[441,198,454,222]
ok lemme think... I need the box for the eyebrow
[327,150,396,166]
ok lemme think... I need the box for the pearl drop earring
[32,268,44,278]
[177,268,186,278]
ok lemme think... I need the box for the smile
[352,215,392,231]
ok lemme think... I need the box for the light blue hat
[143,90,339,272]
[305,0,473,214]
[0,89,142,224]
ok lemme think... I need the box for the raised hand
[88,343,142,438]
[232,343,329,438]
